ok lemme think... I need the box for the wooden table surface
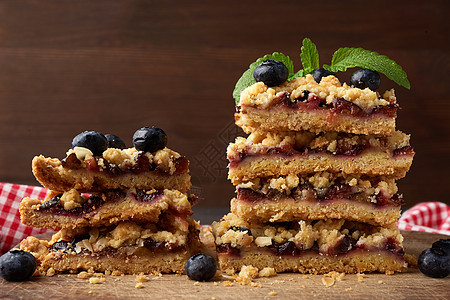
[1,230,449,300]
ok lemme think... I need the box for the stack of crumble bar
[213,74,415,274]
[19,143,199,275]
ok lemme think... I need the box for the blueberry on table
[432,239,450,256]
[418,248,449,278]
[71,131,108,156]
[0,250,37,281]
[350,69,381,91]
[133,127,167,153]
[184,253,217,281]
[105,134,126,149]
[253,60,289,87]
[311,68,334,83]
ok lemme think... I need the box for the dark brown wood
[0,231,449,299]
[0,1,449,216]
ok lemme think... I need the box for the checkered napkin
[0,182,51,255]
[397,202,450,236]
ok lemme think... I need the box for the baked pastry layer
[232,173,402,226]
[212,213,406,274]
[20,218,200,274]
[236,75,397,135]
[228,131,414,183]
[32,147,191,192]
[20,188,195,230]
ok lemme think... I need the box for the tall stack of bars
[213,74,415,274]
[19,142,200,275]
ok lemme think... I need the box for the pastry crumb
[135,273,148,282]
[300,285,306,289]
[135,282,144,289]
[357,273,365,282]
[326,271,345,281]
[213,282,218,286]
[302,275,308,279]
[46,268,55,277]
[258,267,276,277]
[104,270,111,276]
[236,265,259,285]
[385,270,394,275]
[89,277,101,284]
[111,270,123,276]
[193,281,200,286]
[268,291,277,296]
[345,287,352,292]
[223,281,234,287]
[378,280,383,284]
[250,282,262,288]
[321,276,335,287]
[77,271,89,279]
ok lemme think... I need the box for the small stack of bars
[19,140,200,275]
[213,74,415,274]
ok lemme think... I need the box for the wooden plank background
[0,1,449,218]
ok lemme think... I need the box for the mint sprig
[323,47,410,89]
[300,38,319,74]
[233,52,298,105]
[233,38,410,104]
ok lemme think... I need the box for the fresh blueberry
[253,60,289,87]
[350,69,381,91]
[105,134,126,149]
[432,239,450,256]
[184,253,217,281]
[311,68,334,83]
[132,127,167,153]
[0,250,36,281]
[418,248,449,278]
[71,131,108,156]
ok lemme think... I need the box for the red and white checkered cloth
[397,201,450,235]
[0,182,449,255]
[0,182,51,255]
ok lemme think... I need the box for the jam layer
[20,188,195,230]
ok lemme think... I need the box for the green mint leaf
[300,38,319,74]
[233,52,295,105]
[323,47,410,89]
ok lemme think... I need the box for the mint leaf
[233,52,295,105]
[300,38,319,74]
[323,47,410,89]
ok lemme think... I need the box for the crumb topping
[212,213,403,252]
[239,74,395,111]
[66,146,182,175]
[229,130,410,157]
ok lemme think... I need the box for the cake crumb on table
[135,282,144,289]
[268,291,277,296]
[356,273,365,282]
[193,281,200,286]
[236,265,259,285]
[77,271,89,279]
[321,276,335,287]
[223,281,234,287]
[258,267,277,277]
[135,273,148,282]
[345,287,352,292]
[89,277,101,284]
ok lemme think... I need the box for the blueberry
[432,239,450,256]
[105,134,126,149]
[253,60,289,87]
[350,69,381,91]
[0,250,36,281]
[71,131,108,156]
[311,68,334,83]
[184,253,217,281]
[418,248,449,278]
[132,127,167,153]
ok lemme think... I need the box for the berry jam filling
[61,152,189,176]
[236,183,404,208]
[39,194,105,216]
[270,91,398,117]
[38,189,170,217]
[216,235,403,258]
[229,139,413,166]
[143,238,184,252]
